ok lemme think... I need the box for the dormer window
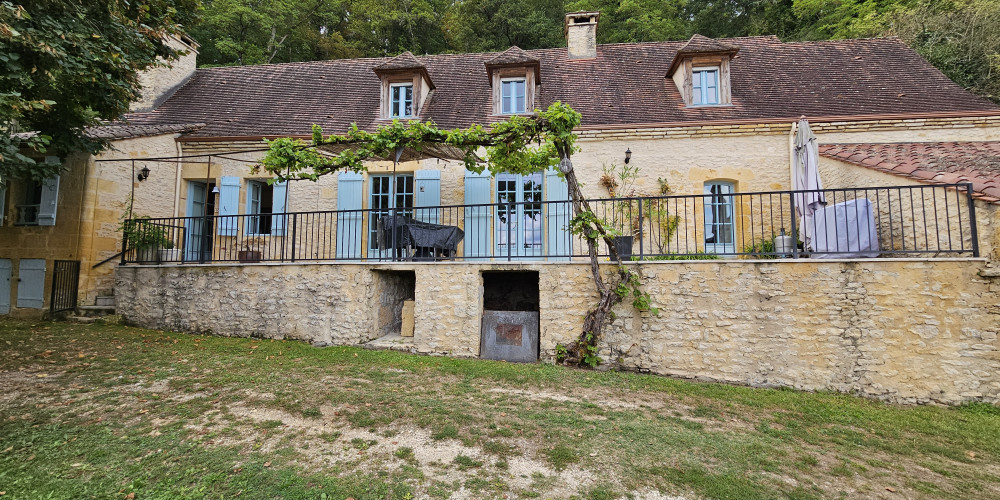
[390,83,414,118]
[373,52,433,120]
[667,35,738,107]
[485,46,540,116]
[692,67,720,106]
[500,78,526,114]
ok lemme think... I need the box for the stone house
[9,13,1000,404]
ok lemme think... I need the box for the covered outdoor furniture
[810,198,880,258]
[377,215,465,260]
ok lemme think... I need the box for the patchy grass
[1,319,999,499]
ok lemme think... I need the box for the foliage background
[190,0,999,103]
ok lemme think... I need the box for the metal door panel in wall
[16,258,45,309]
[480,310,539,362]
[0,259,11,314]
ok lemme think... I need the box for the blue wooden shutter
[37,175,60,226]
[0,259,11,314]
[217,176,240,236]
[16,258,45,309]
[463,170,491,258]
[336,172,364,259]
[545,167,571,260]
[414,170,441,224]
[271,180,288,236]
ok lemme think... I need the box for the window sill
[683,103,735,109]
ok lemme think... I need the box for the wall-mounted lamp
[137,166,151,182]
[211,185,220,194]
[624,148,632,164]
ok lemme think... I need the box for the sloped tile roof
[485,46,539,66]
[819,141,1000,203]
[372,51,425,73]
[676,34,740,55]
[124,37,999,139]
[86,122,206,140]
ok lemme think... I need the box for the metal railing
[15,204,40,225]
[50,260,80,316]
[121,183,979,264]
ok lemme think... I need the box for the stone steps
[77,305,116,317]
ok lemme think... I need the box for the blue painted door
[185,182,211,261]
[0,259,11,314]
[16,259,45,309]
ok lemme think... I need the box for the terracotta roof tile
[819,141,1000,203]
[123,37,999,139]
[485,46,538,66]
[676,34,740,55]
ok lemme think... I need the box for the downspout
[788,120,797,191]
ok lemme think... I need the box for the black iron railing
[50,260,80,316]
[121,183,979,264]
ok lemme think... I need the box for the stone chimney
[131,34,199,113]
[564,11,599,60]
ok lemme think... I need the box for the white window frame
[691,66,721,106]
[390,82,414,118]
[500,77,527,115]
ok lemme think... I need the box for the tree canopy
[189,0,998,103]
[0,0,198,180]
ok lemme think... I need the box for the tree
[258,104,656,367]
[568,0,689,44]
[0,0,198,181]
[442,0,566,53]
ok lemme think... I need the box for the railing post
[507,202,513,262]
[966,183,980,257]
[120,220,129,265]
[789,193,800,259]
[637,197,644,260]
[290,213,298,262]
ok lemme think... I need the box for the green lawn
[0,319,998,499]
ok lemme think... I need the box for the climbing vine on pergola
[258,102,655,367]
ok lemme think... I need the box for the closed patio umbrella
[793,117,826,249]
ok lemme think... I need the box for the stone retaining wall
[116,259,1000,405]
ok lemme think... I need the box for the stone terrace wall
[116,259,1000,405]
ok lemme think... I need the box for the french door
[495,173,543,259]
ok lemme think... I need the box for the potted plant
[238,236,265,263]
[122,217,173,263]
[599,162,643,259]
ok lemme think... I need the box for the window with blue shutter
[500,78,526,114]
[463,171,492,258]
[36,176,60,226]
[16,258,45,309]
[390,83,414,118]
[704,181,735,254]
[271,180,287,236]
[413,170,441,224]
[336,172,364,259]
[545,167,571,260]
[217,176,240,236]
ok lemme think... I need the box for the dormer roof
[484,46,541,82]
[667,34,740,76]
[373,51,434,88]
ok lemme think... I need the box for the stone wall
[117,258,1000,405]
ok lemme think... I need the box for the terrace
[121,183,981,265]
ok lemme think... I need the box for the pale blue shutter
[545,167,571,260]
[463,170,492,258]
[217,176,240,236]
[0,179,6,227]
[0,259,11,314]
[414,170,441,224]
[16,258,45,309]
[37,176,60,226]
[271,180,288,236]
[336,172,364,259]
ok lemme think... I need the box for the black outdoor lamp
[137,165,151,181]
[624,148,632,164]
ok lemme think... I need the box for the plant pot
[238,250,262,263]
[607,235,634,260]
[158,248,182,263]
[136,247,159,264]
